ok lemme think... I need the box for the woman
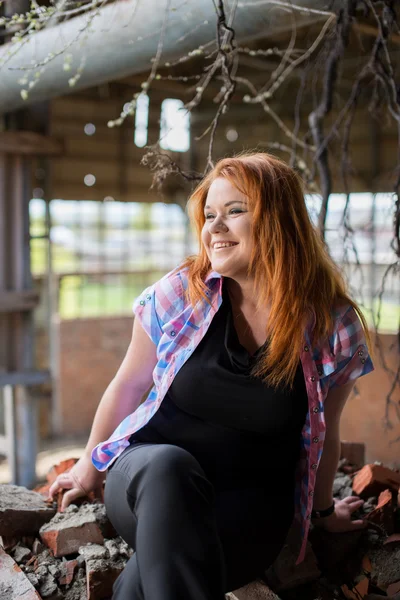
[49,152,374,599]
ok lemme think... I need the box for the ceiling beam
[0,131,63,156]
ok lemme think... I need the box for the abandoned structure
[0,0,399,493]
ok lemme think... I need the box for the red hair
[182,151,371,389]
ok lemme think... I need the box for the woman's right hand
[48,454,105,512]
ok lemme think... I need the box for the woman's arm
[312,380,366,531]
[83,316,158,460]
[49,317,157,508]
[312,381,354,509]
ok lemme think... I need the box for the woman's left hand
[313,497,367,533]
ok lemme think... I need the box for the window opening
[134,94,149,148]
[160,98,190,152]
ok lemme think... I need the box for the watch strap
[311,503,335,519]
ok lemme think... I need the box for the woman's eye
[204,209,245,220]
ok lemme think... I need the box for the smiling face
[201,177,253,282]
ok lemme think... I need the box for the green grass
[59,273,166,319]
[31,239,79,275]
[360,300,399,333]
[30,238,398,331]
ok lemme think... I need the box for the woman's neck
[224,276,258,310]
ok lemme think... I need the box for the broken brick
[0,546,41,600]
[365,489,394,534]
[340,441,366,468]
[0,485,56,537]
[58,559,78,586]
[0,535,20,551]
[39,505,106,557]
[387,581,400,596]
[352,464,400,499]
[265,525,320,591]
[384,534,400,546]
[46,458,79,485]
[341,555,371,600]
[86,558,125,600]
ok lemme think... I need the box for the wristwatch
[311,503,335,519]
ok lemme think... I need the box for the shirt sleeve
[328,305,374,389]
[132,283,164,347]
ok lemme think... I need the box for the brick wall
[59,316,132,436]
[56,319,400,467]
[340,333,400,468]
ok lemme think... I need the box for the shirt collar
[205,270,222,284]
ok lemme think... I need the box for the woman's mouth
[212,242,238,250]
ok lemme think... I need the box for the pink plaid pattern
[92,266,373,564]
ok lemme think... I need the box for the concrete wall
[57,317,400,467]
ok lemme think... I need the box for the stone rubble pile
[0,443,399,600]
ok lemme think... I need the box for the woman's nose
[209,216,228,233]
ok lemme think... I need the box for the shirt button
[310,376,316,382]
[170,331,176,337]
[304,345,309,352]
[358,350,364,356]
[146,294,151,300]
[309,490,314,497]
[360,357,366,364]
[313,437,319,443]
[139,300,145,306]
[307,514,312,520]
[313,406,319,413]
[311,463,318,470]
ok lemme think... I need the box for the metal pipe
[0,0,325,114]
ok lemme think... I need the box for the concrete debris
[369,543,400,589]
[0,546,41,600]
[32,538,46,554]
[78,543,108,561]
[333,473,354,499]
[104,537,132,561]
[0,454,400,600]
[0,484,56,537]
[38,573,59,598]
[228,580,281,599]
[12,543,32,563]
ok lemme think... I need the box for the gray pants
[104,442,292,599]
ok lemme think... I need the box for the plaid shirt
[92,266,374,564]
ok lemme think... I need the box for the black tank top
[130,284,308,492]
